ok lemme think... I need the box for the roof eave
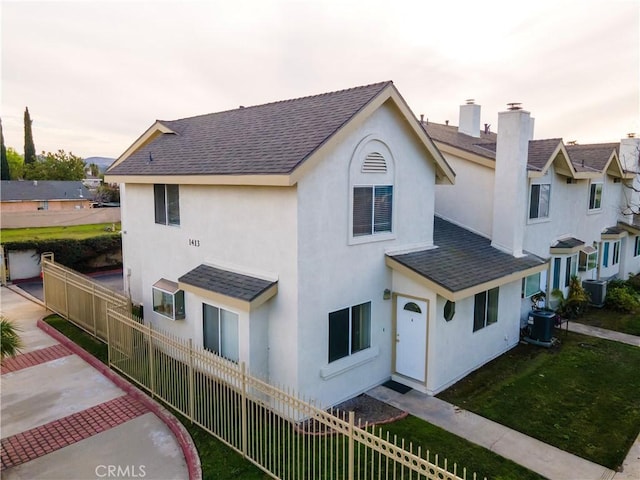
[107,121,176,173]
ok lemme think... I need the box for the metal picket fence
[42,255,482,480]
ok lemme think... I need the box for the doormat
[382,380,412,394]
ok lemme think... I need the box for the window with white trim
[353,186,393,236]
[564,254,578,287]
[473,287,498,332]
[328,302,371,362]
[588,182,603,211]
[579,246,598,271]
[635,237,640,257]
[152,279,185,320]
[523,272,542,298]
[349,139,395,242]
[529,184,550,219]
[552,257,561,290]
[154,184,180,226]
[203,304,239,362]
[612,241,620,266]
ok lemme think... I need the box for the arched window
[403,302,422,313]
[350,137,395,241]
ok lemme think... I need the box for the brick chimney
[458,99,481,138]
[491,104,533,257]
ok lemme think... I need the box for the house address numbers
[188,238,201,247]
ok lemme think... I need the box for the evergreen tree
[24,107,36,165]
[0,118,10,180]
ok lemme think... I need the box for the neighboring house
[0,180,92,212]
[82,175,102,189]
[426,101,640,319]
[106,82,546,405]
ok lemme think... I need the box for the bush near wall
[3,235,121,272]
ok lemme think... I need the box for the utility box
[582,279,607,307]
[528,310,556,343]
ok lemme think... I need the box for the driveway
[14,269,124,302]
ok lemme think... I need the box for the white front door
[395,297,427,382]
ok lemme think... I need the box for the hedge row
[4,235,122,272]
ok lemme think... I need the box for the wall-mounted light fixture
[383,289,391,300]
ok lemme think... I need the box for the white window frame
[352,185,393,237]
[612,240,620,266]
[202,303,239,363]
[522,272,542,298]
[564,254,578,288]
[154,184,180,226]
[528,183,551,220]
[579,247,598,271]
[328,301,371,363]
[635,237,640,257]
[152,280,185,321]
[473,287,499,332]
[588,182,603,211]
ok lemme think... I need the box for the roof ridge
[161,81,393,124]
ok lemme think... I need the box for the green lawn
[45,314,541,479]
[1,223,121,243]
[437,332,640,470]
[574,307,640,336]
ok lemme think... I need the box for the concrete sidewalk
[0,286,200,480]
[368,323,640,480]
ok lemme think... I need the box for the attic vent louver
[362,152,387,173]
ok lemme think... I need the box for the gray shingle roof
[602,226,625,235]
[388,217,546,293]
[551,237,585,249]
[565,143,618,173]
[527,139,563,172]
[178,264,277,302]
[423,122,498,159]
[0,181,91,202]
[108,82,393,176]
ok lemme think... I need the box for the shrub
[605,283,640,313]
[1,317,23,361]
[552,275,590,319]
[627,273,640,293]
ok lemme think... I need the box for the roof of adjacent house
[386,217,547,300]
[178,264,277,303]
[423,122,498,159]
[0,181,91,202]
[107,81,454,185]
[424,121,623,178]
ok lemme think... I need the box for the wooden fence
[42,256,482,480]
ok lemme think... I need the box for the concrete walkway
[0,286,200,480]
[368,324,640,480]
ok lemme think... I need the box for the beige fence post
[348,410,355,480]
[106,307,112,365]
[91,284,97,337]
[148,322,155,398]
[64,270,69,317]
[188,338,195,423]
[241,362,248,459]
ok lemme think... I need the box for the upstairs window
[353,186,393,236]
[154,184,180,226]
[529,184,550,220]
[588,182,603,211]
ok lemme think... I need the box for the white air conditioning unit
[582,279,607,307]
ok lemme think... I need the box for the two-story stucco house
[106,82,546,406]
[427,101,640,320]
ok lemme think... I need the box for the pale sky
[1,0,638,160]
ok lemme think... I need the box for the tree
[6,148,24,179]
[0,118,9,180]
[24,107,36,165]
[95,183,120,203]
[23,149,86,181]
[88,162,100,177]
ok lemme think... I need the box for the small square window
[328,301,371,362]
[152,279,185,320]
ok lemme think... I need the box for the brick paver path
[1,344,72,374]
[1,395,148,470]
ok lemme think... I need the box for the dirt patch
[298,394,407,434]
